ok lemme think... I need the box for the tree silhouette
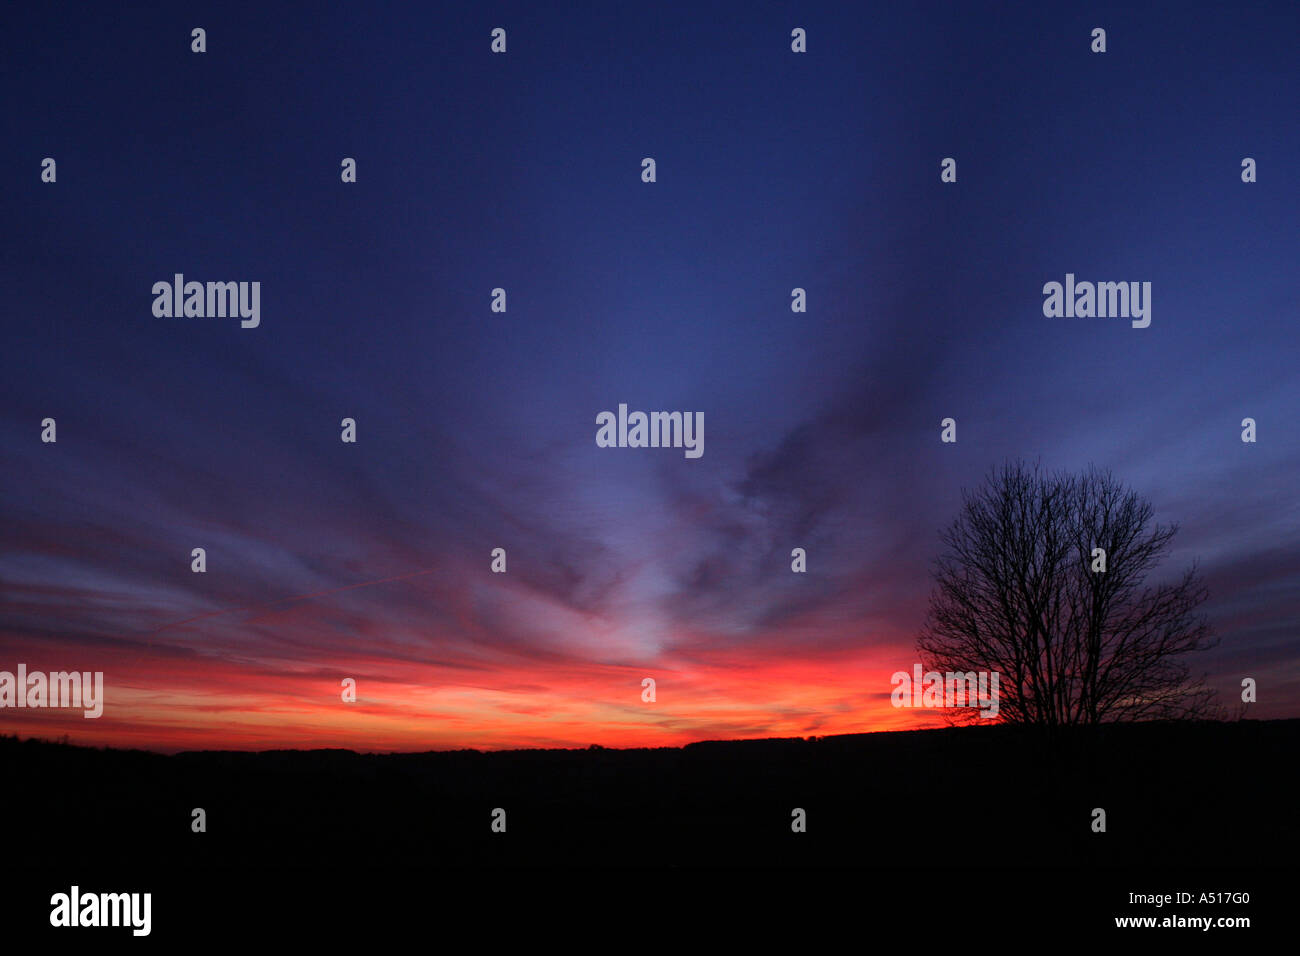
[917,460,1219,726]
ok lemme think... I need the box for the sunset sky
[3,1,1298,752]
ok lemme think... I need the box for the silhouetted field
[2,720,1293,869]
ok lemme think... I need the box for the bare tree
[917,460,1219,726]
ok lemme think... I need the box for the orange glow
[0,640,950,752]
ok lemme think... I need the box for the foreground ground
[2,719,1292,868]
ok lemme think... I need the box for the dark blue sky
[3,1,1297,749]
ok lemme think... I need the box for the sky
[2,1,1297,752]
